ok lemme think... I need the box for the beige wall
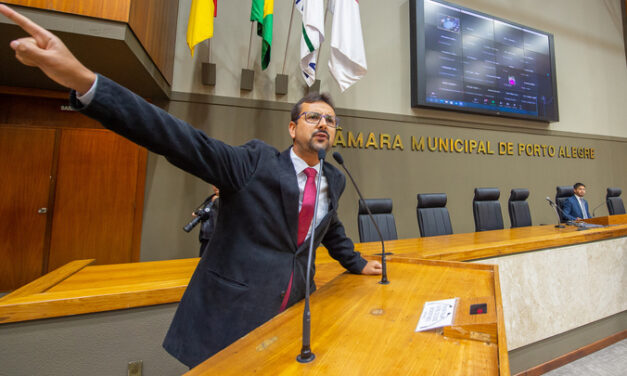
[140,0,627,261]
[173,0,627,137]
[140,96,627,261]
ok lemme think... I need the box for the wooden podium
[583,213,627,226]
[187,258,510,375]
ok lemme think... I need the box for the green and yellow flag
[250,0,273,70]
[187,0,217,56]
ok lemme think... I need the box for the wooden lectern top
[583,213,627,226]
[187,258,509,375]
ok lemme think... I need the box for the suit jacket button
[280,290,286,298]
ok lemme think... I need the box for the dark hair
[574,182,586,189]
[290,92,335,122]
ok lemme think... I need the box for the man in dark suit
[562,182,591,221]
[1,5,382,368]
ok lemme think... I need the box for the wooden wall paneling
[47,128,143,270]
[0,93,104,129]
[128,0,179,85]
[40,130,62,274]
[2,0,131,22]
[0,126,56,291]
[130,147,147,262]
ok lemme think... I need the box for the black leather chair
[555,186,574,222]
[508,188,532,228]
[473,188,504,232]
[606,188,626,215]
[357,199,398,242]
[416,193,453,237]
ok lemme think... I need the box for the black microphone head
[332,151,344,164]
[318,149,327,160]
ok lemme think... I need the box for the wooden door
[47,129,143,270]
[0,126,56,291]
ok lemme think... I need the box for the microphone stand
[546,197,566,228]
[296,149,326,363]
[591,202,605,217]
[333,152,389,285]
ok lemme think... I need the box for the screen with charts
[410,0,559,122]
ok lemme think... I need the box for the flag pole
[246,21,255,70]
[309,0,330,92]
[281,1,297,75]
[241,21,256,90]
[314,0,331,71]
[202,38,216,86]
[210,38,211,63]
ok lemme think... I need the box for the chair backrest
[555,186,574,222]
[357,198,398,242]
[606,188,626,215]
[508,188,532,228]
[473,188,504,232]
[416,193,453,237]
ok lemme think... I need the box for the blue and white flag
[297,0,325,86]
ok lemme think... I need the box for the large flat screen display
[410,0,559,122]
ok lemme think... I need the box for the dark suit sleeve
[70,75,258,193]
[562,198,577,221]
[321,175,367,274]
[321,214,368,274]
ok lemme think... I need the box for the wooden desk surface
[187,259,509,376]
[2,220,625,324]
[0,252,346,324]
[354,223,627,262]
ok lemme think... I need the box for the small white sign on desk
[415,298,459,332]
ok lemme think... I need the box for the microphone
[546,197,566,228]
[296,148,326,363]
[333,151,389,285]
[591,202,605,217]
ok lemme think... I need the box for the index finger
[0,4,54,46]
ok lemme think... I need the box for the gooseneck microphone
[333,151,389,285]
[591,202,605,217]
[546,197,566,228]
[296,148,326,363]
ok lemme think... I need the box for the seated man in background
[562,182,591,221]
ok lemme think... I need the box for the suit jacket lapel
[279,148,299,249]
[323,163,338,213]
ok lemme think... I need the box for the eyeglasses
[296,112,341,129]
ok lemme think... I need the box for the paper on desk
[415,298,459,332]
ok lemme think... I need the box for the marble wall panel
[474,237,627,350]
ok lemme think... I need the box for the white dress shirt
[576,196,588,219]
[290,148,329,238]
[76,75,98,105]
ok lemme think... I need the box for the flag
[251,0,274,70]
[187,0,217,56]
[328,0,367,92]
[297,0,325,86]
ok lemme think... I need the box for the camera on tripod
[183,196,215,233]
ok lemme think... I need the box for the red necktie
[297,167,318,246]
[280,167,317,312]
